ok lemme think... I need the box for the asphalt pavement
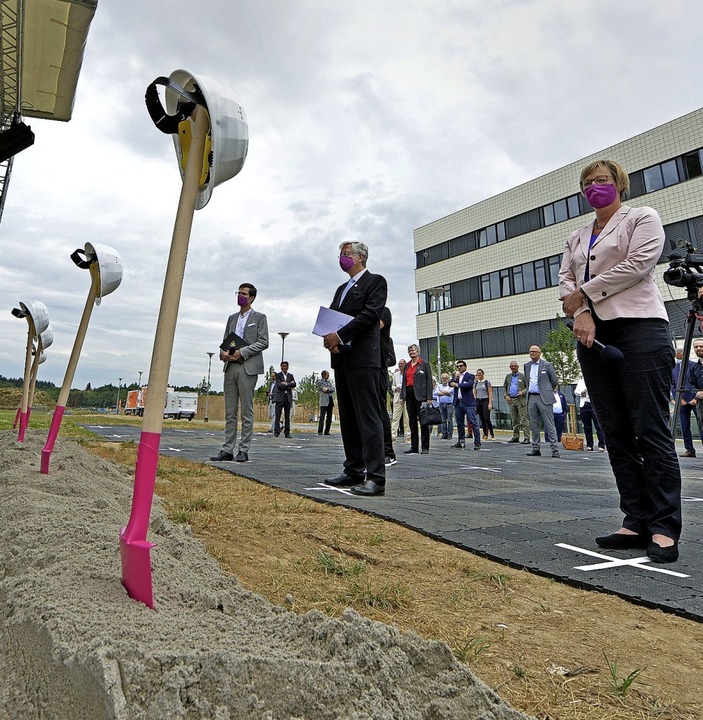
[85,423,703,622]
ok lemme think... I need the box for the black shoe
[210,451,233,461]
[325,473,362,487]
[452,442,464,449]
[680,450,696,458]
[349,480,385,496]
[285,433,292,438]
[274,432,280,437]
[551,450,560,458]
[647,540,679,563]
[521,439,530,444]
[404,449,419,454]
[420,449,429,455]
[474,445,482,450]
[385,456,398,466]
[508,438,519,443]
[323,432,331,435]
[525,449,541,456]
[234,451,249,462]
[595,532,650,550]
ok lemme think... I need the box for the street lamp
[205,352,215,423]
[427,287,445,379]
[278,332,289,363]
[116,377,122,414]
[138,370,143,387]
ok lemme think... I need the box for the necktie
[339,277,355,304]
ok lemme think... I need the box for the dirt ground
[85,433,703,720]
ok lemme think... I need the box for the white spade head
[165,69,248,209]
[71,242,123,305]
[39,325,54,350]
[13,300,50,336]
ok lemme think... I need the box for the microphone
[566,322,624,363]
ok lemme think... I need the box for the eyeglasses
[456,363,466,367]
[339,252,357,258]
[580,175,615,189]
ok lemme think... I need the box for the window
[684,150,703,180]
[567,195,580,218]
[513,265,524,294]
[534,259,548,289]
[661,159,679,187]
[553,199,568,223]
[543,204,555,226]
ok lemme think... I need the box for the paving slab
[84,424,703,622]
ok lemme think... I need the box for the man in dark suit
[449,360,481,450]
[273,361,296,438]
[524,345,560,458]
[323,241,388,496]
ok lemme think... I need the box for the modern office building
[414,108,703,395]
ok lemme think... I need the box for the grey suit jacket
[222,309,269,376]
[523,359,558,405]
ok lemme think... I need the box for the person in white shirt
[575,377,605,451]
[390,360,410,443]
[435,372,454,439]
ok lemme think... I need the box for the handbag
[419,404,442,426]
[561,433,584,451]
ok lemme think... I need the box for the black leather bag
[419,404,442,426]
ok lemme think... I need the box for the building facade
[414,108,703,393]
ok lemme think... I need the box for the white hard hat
[12,300,50,336]
[71,242,123,305]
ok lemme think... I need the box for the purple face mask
[339,255,355,272]
[237,293,249,307]
[584,183,618,209]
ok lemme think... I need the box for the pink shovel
[119,105,209,608]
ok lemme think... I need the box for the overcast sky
[2,0,702,393]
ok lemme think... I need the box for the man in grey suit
[524,345,560,458]
[211,283,269,463]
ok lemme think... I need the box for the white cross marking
[555,543,690,578]
[682,496,703,502]
[460,466,502,473]
[307,484,354,495]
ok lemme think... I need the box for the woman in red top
[401,344,434,454]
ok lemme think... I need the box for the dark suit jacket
[523,359,558,404]
[452,371,477,407]
[672,360,696,402]
[273,372,296,404]
[400,359,433,403]
[329,270,387,369]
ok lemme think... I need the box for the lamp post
[205,352,215,423]
[116,377,122,414]
[427,287,445,379]
[138,370,143,387]
[278,332,289,363]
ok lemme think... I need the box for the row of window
[419,215,703,315]
[417,147,703,269]
[419,300,689,364]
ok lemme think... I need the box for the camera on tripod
[663,242,703,297]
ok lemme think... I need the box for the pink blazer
[558,204,667,321]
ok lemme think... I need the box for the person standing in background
[503,361,530,443]
[474,369,495,441]
[436,372,454,440]
[401,344,434,455]
[317,370,335,435]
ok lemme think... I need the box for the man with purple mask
[211,283,269,463]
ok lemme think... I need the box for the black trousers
[274,399,291,435]
[334,365,386,484]
[318,402,333,434]
[580,402,605,449]
[405,392,430,452]
[578,318,681,540]
[476,398,494,436]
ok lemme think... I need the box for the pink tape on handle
[12,406,20,429]
[122,431,161,543]
[41,405,66,474]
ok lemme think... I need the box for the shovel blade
[120,528,156,608]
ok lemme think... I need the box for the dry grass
[84,436,702,720]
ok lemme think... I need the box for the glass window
[644,165,664,192]
[500,269,511,296]
[489,271,501,299]
[535,259,547,289]
[553,199,568,223]
[662,159,679,187]
[522,263,536,292]
[548,255,561,286]
[513,265,524,294]
[486,225,497,245]
[417,292,428,315]
[567,195,580,218]
[481,275,491,301]
[543,204,555,226]
[684,151,703,180]
[496,222,506,242]
[478,228,487,248]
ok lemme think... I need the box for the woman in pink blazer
[559,159,681,563]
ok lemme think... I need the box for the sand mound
[0,430,532,720]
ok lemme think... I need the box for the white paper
[312,306,354,337]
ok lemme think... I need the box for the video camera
[663,242,703,294]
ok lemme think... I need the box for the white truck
[163,390,198,420]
